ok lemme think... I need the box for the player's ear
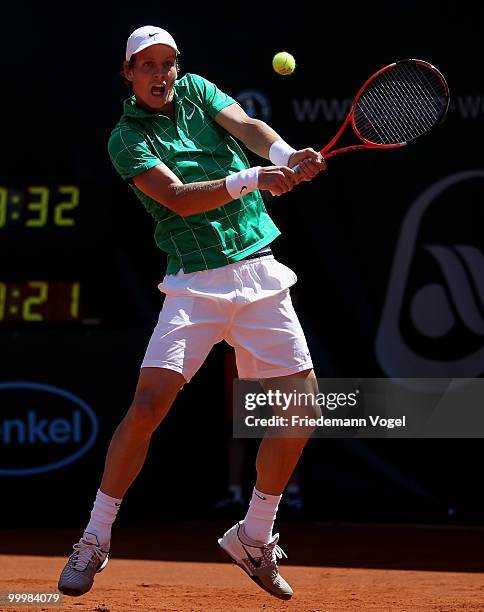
[123,60,134,82]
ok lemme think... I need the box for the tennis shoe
[58,532,109,596]
[218,521,293,600]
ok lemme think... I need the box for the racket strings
[363,74,432,142]
[359,73,436,142]
[359,65,440,142]
[354,61,448,145]
[379,67,437,130]
[357,65,444,143]
[387,64,442,129]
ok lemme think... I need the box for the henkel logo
[0,381,98,476]
[376,170,484,380]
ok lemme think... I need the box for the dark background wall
[1,1,483,528]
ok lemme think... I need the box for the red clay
[1,523,483,611]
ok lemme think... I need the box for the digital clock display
[0,186,79,228]
[0,181,149,327]
[0,281,81,323]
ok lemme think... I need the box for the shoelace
[271,544,288,562]
[266,544,288,580]
[69,539,105,571]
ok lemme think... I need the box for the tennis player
[58,25,325,601]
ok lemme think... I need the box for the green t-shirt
[108,73,280,274]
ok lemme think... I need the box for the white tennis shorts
[141,254,313,382]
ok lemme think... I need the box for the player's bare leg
[58,367,185,596]
[100,367,186,498]
[255,368,319,494]
[218,368,318,600]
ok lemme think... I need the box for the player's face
[125,44,178,112]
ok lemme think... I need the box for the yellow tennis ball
[272,51,296,76]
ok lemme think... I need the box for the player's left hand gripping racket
[297,59,449,166]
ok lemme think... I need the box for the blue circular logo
[0,381,98,476]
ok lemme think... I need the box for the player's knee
[300,371,321,423]
[294,413,320,440]
[294,381,322,421]
[125,391,173,435]
[307,400,322,422]
[288,399,321,439]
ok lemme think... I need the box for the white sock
[84,489,122,549]
[242,487,281,544]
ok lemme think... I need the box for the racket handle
[292,154,327,176]
[292,157,326,174]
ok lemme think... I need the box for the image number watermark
[0,592,63,606]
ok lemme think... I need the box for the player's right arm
[132,162,296,218]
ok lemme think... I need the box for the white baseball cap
[126,26,179,61]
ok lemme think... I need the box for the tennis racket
[298,59,449,165]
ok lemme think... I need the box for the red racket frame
[320,59,450,160]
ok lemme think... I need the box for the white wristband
[225,166,260,200]
[269,139,296,167]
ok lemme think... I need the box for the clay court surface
[1,523,484,611]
